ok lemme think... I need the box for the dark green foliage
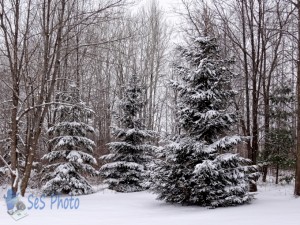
[261,82,295,182]
[150,37,258,208]
[100,75,156,192]
[265,129,295,169]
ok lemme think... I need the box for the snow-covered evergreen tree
[42,84,98,196]
[262,83,295,183]
[150,37,258,207]
[100,74,156,192]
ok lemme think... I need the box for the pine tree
[100,74,156,192]
[42,84,98,196]
[263,83,295,184]
[150,37,258,207]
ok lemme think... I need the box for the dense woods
[0,0,300,199]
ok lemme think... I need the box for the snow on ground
[1,183,299,225]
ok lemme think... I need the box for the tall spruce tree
[150,37,258,207]
[100,74,156,192]
[42,84,98,196]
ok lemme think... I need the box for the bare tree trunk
[295,0,300,196]
[276,162,279,185]
[240,0,252,167]
[0,0,26,192]
[20,0,66,196]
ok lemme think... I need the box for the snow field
[1,184,299,225]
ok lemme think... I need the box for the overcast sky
[137,0,182,15]
[133,0,185,44]
[135,0,184,25]
[157,0,182,10]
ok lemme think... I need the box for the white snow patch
[0,184,299,225]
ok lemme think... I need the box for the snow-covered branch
[17,101,94,121]
[0,155,14,175]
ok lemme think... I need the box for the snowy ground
[1,183,299,225]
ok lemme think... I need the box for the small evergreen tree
[42,84,98,196]
[100,74,156,192]
[262,83,295,183]
[150,37,258,207]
